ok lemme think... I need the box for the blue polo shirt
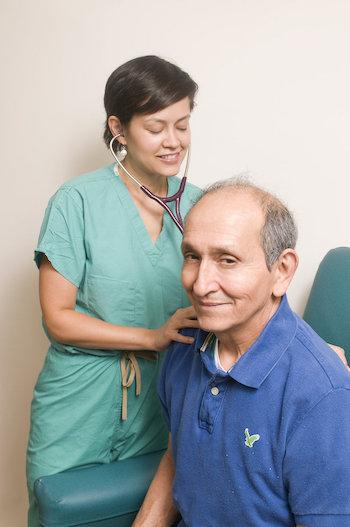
[158,296,350,527]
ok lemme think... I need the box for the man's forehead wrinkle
[184,215,263,239]
[183,226,237,242]
[182,231,239,253]
[188,194,264,224]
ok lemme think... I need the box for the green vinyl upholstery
[34,449,165,527]
[303,247,350,364]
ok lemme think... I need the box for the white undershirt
[214,338,228,372]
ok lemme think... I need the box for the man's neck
[215,297,281,371]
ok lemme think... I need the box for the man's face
[181,191,280,338]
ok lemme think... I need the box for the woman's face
[121,97,191,179]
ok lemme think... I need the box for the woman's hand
[152,306,199,352]
[328,344,350,372]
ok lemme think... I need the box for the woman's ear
[272,249,299,298]
[107,116,126,145]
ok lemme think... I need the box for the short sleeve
[284,388,350,526]
[157,345,174,429]
[35,187,86,287]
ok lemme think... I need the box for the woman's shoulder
[185,180,202,198]
[47,164,116,208]
[61,164,115,192]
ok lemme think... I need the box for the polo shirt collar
[197,295,298,389]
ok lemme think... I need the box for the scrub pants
[27,347,168,527]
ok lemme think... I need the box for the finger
[171,332,194,345]
[179,306,197,317]
[182,319,199,328]
[328,344,348,368]
[171,317,199,330]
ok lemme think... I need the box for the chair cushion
[303,247,350,363]
[34,450,165,527]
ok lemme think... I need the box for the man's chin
[197,316,229,334]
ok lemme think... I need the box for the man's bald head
[187,178,297,270]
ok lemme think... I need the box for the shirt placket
[198,333,230,433]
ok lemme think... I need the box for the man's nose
[192,261,218,297]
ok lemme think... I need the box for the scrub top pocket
[86,275,135,325]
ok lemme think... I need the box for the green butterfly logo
[244,428,260,448]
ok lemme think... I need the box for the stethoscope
[109,134,190,234]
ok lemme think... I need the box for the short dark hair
[103,55,198,147]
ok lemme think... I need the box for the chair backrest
[303,247,350,364]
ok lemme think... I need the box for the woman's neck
[117,159,168,196]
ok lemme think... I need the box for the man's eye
[221,257,237,265]
[184,253,198,261]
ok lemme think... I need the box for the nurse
[26,55,201,526]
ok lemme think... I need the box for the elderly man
[134,180,350,527]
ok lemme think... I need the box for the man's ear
[107,116,126,145]
[271,249,299,298]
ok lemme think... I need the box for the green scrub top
[35,164,200,355]
[27,164,201,493]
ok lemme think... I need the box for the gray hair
[193,176,297,270]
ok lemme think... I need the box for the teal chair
[303,247,350,364]
[34,449,165,527]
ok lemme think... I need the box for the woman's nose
[163,128,181,148]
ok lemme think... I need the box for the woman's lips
[157,152,181,164]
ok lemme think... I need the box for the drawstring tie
[120,351,157,421]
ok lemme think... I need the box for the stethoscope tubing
[109,135,190,234]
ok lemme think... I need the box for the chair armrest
[34,449,165,527]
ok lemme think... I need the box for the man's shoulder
[293,316,350,389]
[165,328,204,371]
[158,328,204,406]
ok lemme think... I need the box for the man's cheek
[181,268,192,291]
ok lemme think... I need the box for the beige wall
[1,1,350,524]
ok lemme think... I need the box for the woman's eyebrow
[144,114,190,124]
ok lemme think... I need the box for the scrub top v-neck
[113,166,179,265]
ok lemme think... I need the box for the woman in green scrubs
[26,56,201,526]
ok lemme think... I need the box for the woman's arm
[132,436,178,527]
[39,256,197,351]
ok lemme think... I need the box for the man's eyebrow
[181,241,237,254]
[181,241,193,253]
[181,240,201,254]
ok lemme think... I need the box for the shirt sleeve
[34,187,86,287]
[284,388,350,526]
[157,344,174,429]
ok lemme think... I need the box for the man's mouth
[197,301,229,308]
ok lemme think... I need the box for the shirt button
[211,386,220,396]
